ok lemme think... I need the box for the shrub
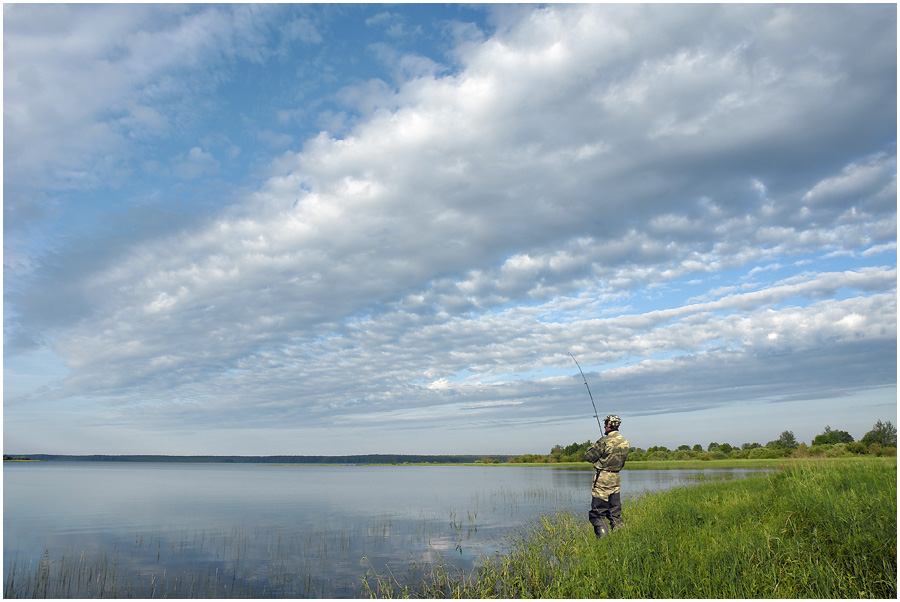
[748,447,780,460]
[845,442,867,455]
[824,444,848,458]
[807,444,830,457]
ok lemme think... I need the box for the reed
[367,458,896,598]
[4,526,343,598]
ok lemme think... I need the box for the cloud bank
[4,4,896,454]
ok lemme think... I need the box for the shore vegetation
[363,457,897,599]
[512,420,896,464]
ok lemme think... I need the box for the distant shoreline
[4,453,516,465]
[4,454,800,470]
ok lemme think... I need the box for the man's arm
[584,439,602,463]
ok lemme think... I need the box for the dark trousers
[589,492,623,535]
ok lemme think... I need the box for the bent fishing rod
[569,353,604,433]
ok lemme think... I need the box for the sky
[3,3,897,456]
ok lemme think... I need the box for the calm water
[4,462,762,597]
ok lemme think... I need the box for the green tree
[768,431,797,449]
[718,443,734,454]
[677,445,691,451]
[563,441,588,457]
[549,445,563,462]
[861,420,897,447]
[813,425,854,445]
[780,430,798,448]
[692,444,703,452]
[707,442,720,452]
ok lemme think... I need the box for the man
[584,414,629,538]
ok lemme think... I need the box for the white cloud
[3,3,294,231]
[280,15,323,46]
[802,153,897,211]
[173,147,219,180]
[4,4,895,453]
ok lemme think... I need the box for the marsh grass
[366,458,897,598]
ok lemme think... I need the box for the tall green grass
[509,458,788,470]
[365,458,896,598]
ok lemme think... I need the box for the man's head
[604,414,621,433]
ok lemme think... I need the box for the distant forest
[8,421,895,465]
[9,454,512,464]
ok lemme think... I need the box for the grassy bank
[364,458,897,598]
[498,458,786,470]
[620,457,787,470]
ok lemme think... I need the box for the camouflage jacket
[584,430,630,500]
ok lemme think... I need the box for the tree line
[7,453,513,464]
[7,420,895,465]
[511,419,897,463]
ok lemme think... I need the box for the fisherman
[584,414,630,538]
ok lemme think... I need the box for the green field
[364,458,897,598]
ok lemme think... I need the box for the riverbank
[364,457,897,598]
[495,458,786,470]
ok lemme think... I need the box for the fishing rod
[569,353,604,433]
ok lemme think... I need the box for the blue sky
[3,3,897,456]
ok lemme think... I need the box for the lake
[3,462,763,597]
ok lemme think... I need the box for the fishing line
[569,352,603,433]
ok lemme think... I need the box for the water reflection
[4,462,765,597]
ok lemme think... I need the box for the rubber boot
[593,523,610,539]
